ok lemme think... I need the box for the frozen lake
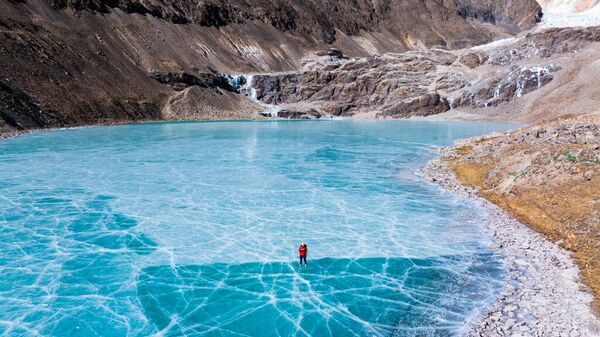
[0,120,515,336]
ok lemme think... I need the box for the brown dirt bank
[446,112,600,313]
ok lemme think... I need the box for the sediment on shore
[423,150,599,337]
[422,113,600,336]
[452,113,600,310]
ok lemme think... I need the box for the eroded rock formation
[246,26,600,119]
[0,0,546,133]
[249,50,461,117]
[1,0,598,127]
[451,65,561,108]
[458,0,543,28]
[47,0,541,46]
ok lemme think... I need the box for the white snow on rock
[471,37,521,51]
[536,0,600,27]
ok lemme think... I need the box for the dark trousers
[299,255,307,266]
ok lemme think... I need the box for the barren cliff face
[0,0,554,134]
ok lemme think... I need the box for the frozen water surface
[0,120,514,336]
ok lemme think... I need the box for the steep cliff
[459,0,542,27]
[47,0,541,46]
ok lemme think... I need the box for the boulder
[459,52,487,69]
[377,92,450,118]
[277,109,324,119]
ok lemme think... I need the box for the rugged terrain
[0,0,544,135]
[247,25,600,121]
[3,0,600,134]
[423,119,600,336]
[445,113,600,312]
[1,0,600,335]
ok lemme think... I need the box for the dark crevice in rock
[149,71,238,93]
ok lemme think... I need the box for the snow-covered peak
[536,0,600,27]
[538,0,599,12]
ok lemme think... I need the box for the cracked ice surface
[0,121,515,336]
[138,256,502,337]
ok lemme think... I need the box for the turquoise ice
[0,121,514,336]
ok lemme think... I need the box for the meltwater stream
[0,121,515,337]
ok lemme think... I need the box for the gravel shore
[422,147,600,337]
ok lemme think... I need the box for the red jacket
[298,245,307,257]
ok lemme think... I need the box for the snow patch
[536,0,600,27]
[472,37,521,52]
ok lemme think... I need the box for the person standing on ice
[298,242,308,268]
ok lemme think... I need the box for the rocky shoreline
[422,146,600,337]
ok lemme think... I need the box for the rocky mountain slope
[0,0,543,135]
[245,26,600,120]
[539,0,600,11]
[1,0,599,133]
